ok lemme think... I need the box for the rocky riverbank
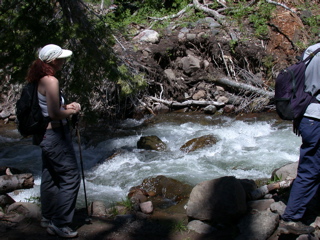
[1,161,320,240]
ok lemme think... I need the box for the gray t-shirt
[303,43,320,119]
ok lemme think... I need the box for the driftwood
[0,173,34,194]
[250,179,293,200]
[209,76,274,99]
[149,96,225,109]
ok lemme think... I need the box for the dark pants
[40,125,80,227]
[282,117,320,221]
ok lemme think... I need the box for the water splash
[0,113,300,208]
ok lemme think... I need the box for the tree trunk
[0,174,34,194]
[149,96,225,109]
[209,76,274,99]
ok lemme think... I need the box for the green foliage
[268,174,282,184]
[0,0,127,121]
[296,2,320,41]
[24,196,41,205]
[173,220,188,232]
[103,0,190,34]
[248,1,275,37]
[118,197,134,211]
[109,202,119,216]
[226,0,276,38]
[0,0,66,82]
[302,14,320,38]
[226,0,254,23]
[229,40,238,53]
[117,65,147,96]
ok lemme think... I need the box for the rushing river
[0,112,300,208]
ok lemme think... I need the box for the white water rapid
[0,113,300,208]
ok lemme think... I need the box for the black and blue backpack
[274,48,320,121]
[16,82,51,142]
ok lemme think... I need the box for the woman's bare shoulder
[41,75,58,83]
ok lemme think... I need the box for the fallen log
[0,173,34,194]
[149,96,225,109]
[209,76,274,99]
[250,179,293,200]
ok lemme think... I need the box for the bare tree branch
[193,0,225,20]
[149,4,193,21]
[265,0,296,14]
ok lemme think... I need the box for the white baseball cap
[38,44,72,63]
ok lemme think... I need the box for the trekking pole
[73,114,91,224]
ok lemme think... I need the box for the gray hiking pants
[40,125,80,227]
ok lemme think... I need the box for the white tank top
[38,92,66,118]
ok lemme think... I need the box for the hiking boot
[47,222,78,238]
[40,217,50,228]
[279,220,315,235]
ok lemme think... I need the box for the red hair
[26,59,55,83]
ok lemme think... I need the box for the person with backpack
[279,42,320,234]
[25,44,81,238]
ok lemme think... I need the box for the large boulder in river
[180,135,218,153]
[186,176,247,224]
[137,135,167,151]
[129,175,193,209]
[271,161,298,181]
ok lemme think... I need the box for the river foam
[0,113,300,207]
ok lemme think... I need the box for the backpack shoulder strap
[302,47,320,63]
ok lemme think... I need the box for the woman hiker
[26,44,81,238]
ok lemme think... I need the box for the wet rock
[236,210,279,240]
[224,104,235,113]
[1,202,41,230]
[0,110,10,119]
[247,199,275,211]
[187,220,216,234]
[186,176,247,224]
[272,161,298,181]
[180,134,218,153]
[270,201,286,216]
[140,201,153,214]
[137,135,167,151]
[128,188,148,204]
[296,234,318,240]
[153,103,170,114]
[203,105,217,114]
[89,200,107,216]
[131,175,193,206]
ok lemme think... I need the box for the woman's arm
[40,76,80,120]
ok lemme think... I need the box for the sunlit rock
[137,135,167,151]
[180,134,218,153]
